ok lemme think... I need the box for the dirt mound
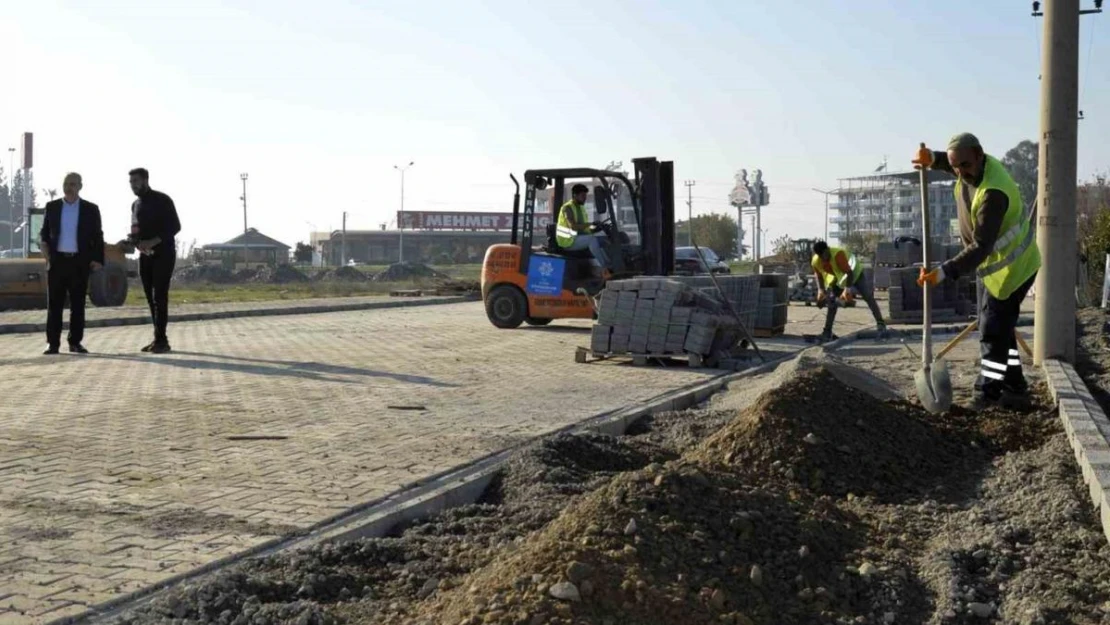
[370,262,450,282]
[173,264,238,284]
[696,368,973,502]
[248,264,310,284]
[313,266,370,282]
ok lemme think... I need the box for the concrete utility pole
[239,173,249,234]
[394,161,414,264]
[1032,0,1101,364]
[341,211,348,266]
[684,180,695,246]
[6,147,13,254]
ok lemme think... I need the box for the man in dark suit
[129,167,181,353]
[40,172,105,354]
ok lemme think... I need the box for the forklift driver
[556,184,612,270]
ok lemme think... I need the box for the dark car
[674,246,731,274]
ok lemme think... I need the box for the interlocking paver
[0,301,738,623]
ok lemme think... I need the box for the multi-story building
[830,168,960,245]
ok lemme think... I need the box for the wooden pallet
[752,325,785,338]
[574,346,708,368]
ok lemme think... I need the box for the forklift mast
[632,157,675,276]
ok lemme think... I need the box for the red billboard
[398,211,552,231]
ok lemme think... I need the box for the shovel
[913,143,953,413]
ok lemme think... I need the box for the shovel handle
[934,320,978,361]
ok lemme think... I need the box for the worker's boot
[818,330,838,343]
[876,322,890,339]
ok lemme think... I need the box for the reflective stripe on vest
[556,200,587,248]
[963,155,1041,299]
[811,247,862,288]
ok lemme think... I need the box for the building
[197,228,291,267]
[830,168,959,245]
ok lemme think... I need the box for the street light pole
[812,188,835,241]
[7,147,14,254]
[394,161,414,263]
[239,173,249,267]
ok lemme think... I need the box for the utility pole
[6,147,13,254]
[341,211,348,266]
[683,180,695,246]
[1032,0,1101,364]
[394,161,414,264]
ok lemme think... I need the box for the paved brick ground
[0,302,749,623]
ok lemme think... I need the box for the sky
[1,0,1106,256]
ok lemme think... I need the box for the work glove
[912,143,934,169]
[917,266,946,287]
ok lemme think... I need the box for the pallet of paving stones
[574,345,711,368]
[587,277,749,364]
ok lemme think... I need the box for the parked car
[674,246,731,274]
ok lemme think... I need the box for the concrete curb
[67,331,865,625]
[1043,359,1110,545]
[0,295,477,336]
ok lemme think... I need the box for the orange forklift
[481,157,676,328]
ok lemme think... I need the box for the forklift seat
[544,223,594,258]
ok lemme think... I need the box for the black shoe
[1004,379,1030,396]
[43,346,59,355]
[150,342,172,354]
[141,341,156,352]
[68,343,88,354]
[819,331,839,342]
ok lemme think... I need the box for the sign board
[399,211,552,231]
[525,255,565,295]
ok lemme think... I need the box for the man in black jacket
[40,172,105,354]
[129,167,181,353]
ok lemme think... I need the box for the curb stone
[1043,358,1110,545]
[62,329,871,625]
[0,295,477,336]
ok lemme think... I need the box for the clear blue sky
[1,0,1106,253]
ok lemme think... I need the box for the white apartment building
[830,168,960,245]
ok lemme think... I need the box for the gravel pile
[312,267,370,282]
[173,265,238,284]
[247,264,310,284]
[107,358,1110,625]
[370,262,451,282]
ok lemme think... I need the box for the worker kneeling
[914,133,1040,409]
[812,240,888,342]
[556,184,611,271]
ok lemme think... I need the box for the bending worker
[913,133,1040,408]
[556,183,611,271]
[812,240,888,341]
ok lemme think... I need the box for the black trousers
[976,272,1037,398]
[46,254,90,347]
[824,273,885,334]
[140,250,176,343]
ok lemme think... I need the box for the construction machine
[0,206,134,311]
[481,157,676,328]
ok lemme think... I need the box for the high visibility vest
[961,154,1041,299]
[811,246,862,289]
[556,200,587,248]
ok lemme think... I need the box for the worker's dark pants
[140,249,176,344]
[46,254,89,348]
[975,272,1037,399]
[824,274,885,334]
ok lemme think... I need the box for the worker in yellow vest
[811,240,887,341]
[914,133,1040,408]
[556,184,611,270]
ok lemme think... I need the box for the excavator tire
[89,262,129,307]
[525,317,552,326]
[485,285,526,329]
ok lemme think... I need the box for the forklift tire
[486,285,527,329]
[525,317,552,326]
[88,262,129,307]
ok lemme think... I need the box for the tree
[771,234,793,259]
[1001,139,1038,207]
[675,213,742,259]
[293,242,314,263]
[840,232,883,260]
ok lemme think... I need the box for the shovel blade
[915,358,953,413]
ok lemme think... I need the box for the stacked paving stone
[591,277,746,358]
